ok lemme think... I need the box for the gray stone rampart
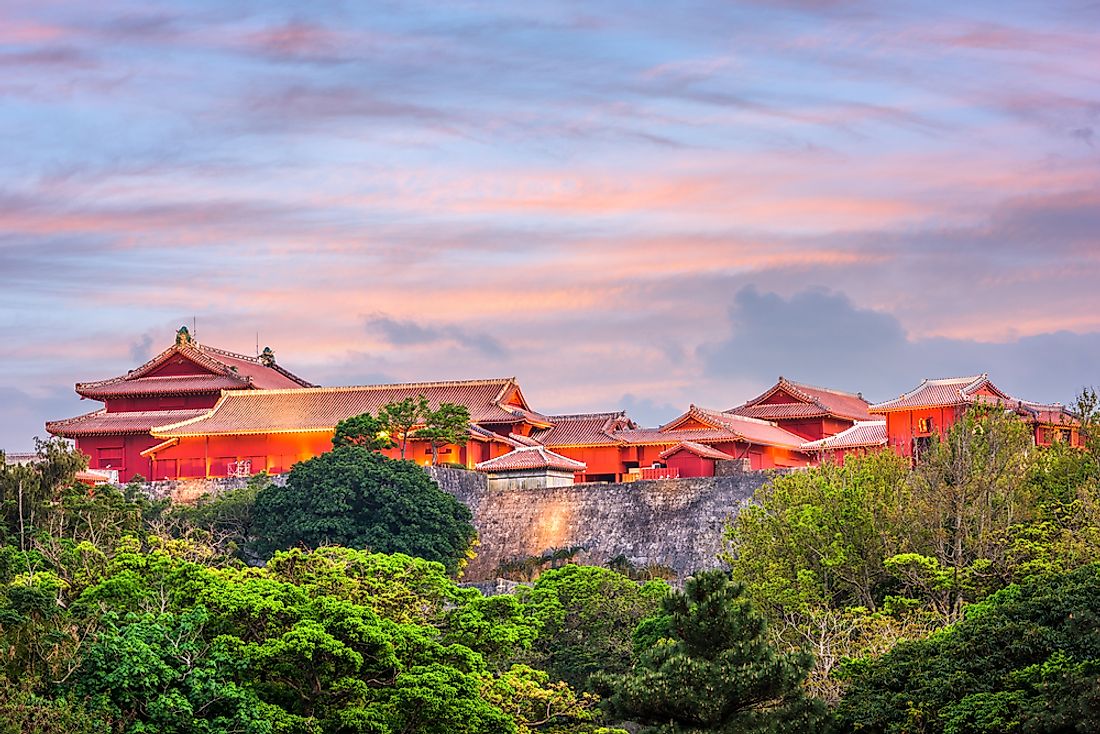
[137,466,768,581]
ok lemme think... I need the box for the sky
[1,0,1099,449]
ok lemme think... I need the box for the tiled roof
[46,408,210,437]
[732,403,829,420]
[78,374,248,398]
[614,427,747,446]
[501,406,555,428]
[615,406,806,450]
[507,432,544,447]
[728,377,873,422]
[152,379,530,437]
[532,412,636,447]
[659,441,737,461]
[869,374,1012,412]
[475,446,587,473]
[802,421,888,451]
[1015,402,1079,426]
[75,469,112,485]
[76,340,313,399]
[665,406,808,449]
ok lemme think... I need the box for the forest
[1,396,1099,733]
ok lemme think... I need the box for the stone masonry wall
[141,466,769,581]
[439,471,769,581]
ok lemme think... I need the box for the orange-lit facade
[46,328,314,482]
[47,333,1084,484]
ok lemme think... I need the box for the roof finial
[176,325,193,347]
[259,346,276,367]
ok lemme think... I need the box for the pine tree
[598,570,826,734]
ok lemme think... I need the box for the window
[917,417,935,434]
[1060,429,1073,444]
[97,447,124,469]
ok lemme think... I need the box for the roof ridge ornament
[259,346,276,367]
[175,325,193,347]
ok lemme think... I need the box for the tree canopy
[596,570,826,734]
[251,447,476,573]
[835,563,1100,734]
[517,564,668,691]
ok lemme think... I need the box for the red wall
[145,432,505,479]
[77,434,162,482]
[664,451,714,478]
[884,407,960,457]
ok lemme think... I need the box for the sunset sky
[2,0,1099,449]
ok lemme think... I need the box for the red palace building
[46,327,314,482]
[46,330,1084,483]
[869,374,1082,459]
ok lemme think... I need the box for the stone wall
[139,466,769,582]
[443,473,769,581]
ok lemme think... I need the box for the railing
[639,466,679,480]
[226,460,252,478]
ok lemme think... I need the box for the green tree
[332,412,397,451]
[0,438,87,551]
[721,451,930,701]
[251,447,476,573]
[415,402,471,466]
[898,405,1039,621]
[380,395,430,460]
[159,474,269,562]
[518,565,668,691]
[597,570,826,734]
[835,564,1100,734]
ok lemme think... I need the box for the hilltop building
[46,327,313,482]
[869,374,1081,458]
[726,377,873,440]
[45,330,1084,483]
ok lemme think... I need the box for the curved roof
[46,408,210,437]
[728,377,873,422]
[76,339,314,399]
[152,378,530,437]
[801,420,888,451]
[659,441,738,461]
[869,374,1011,412]
[476,446,587,473]
[531,411,636,447]
[615,405,807,450]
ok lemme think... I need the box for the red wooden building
[46,328,313,482]
[138,378,543,479]
[659,441,739,478]
[529,406,814,481]
[870,374,1081,458]
[726,377,874,441]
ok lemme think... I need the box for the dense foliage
[724,398,1100,713]
[517,564,668,690]
[252,447,476,572]
[835,564,1100,733]
[597,570,826,733]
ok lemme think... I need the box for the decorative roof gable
[728,377,873,422]
[75,328,314,399]
[869,374,1013,413]
[531,412,636,447]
